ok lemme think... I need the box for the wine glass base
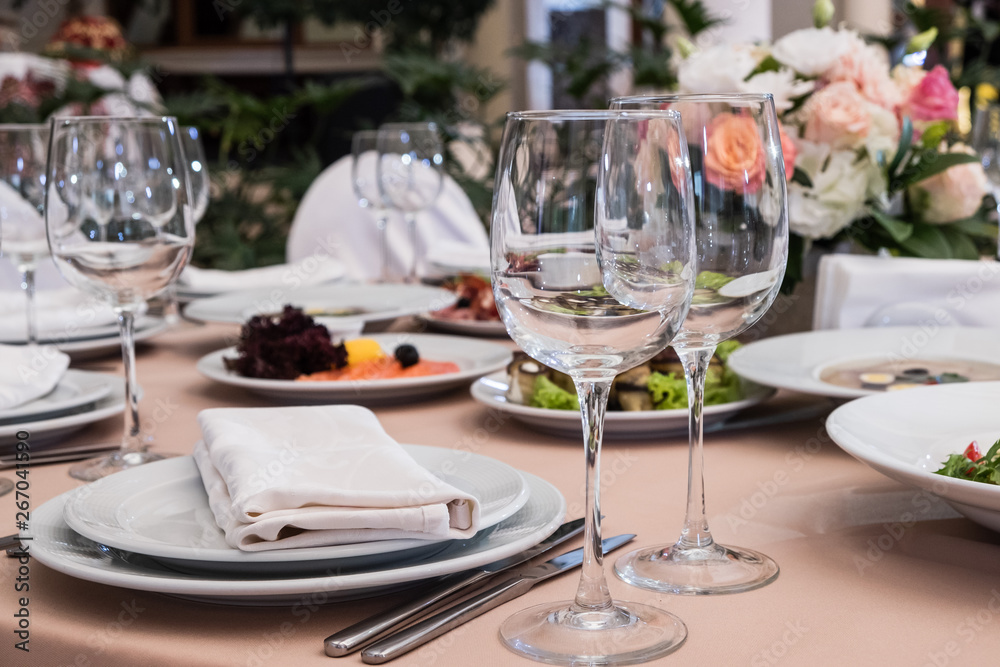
[615,542,779,595]
[69,449,174,482]
[499,600,686,666]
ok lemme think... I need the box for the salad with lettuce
[935,439,1000,485]
[507,341,745,412]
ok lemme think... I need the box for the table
[3,320,1000,666]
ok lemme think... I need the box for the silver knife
[324,517,586,657]
[360,533,635,664]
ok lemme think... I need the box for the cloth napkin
[0,288,117,340]
[0,343,69,411]
[813,254,1000,330]
[193,405,480,552]
[178,257,346,293]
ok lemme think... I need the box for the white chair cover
[285,155,489,282]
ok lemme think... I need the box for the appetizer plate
[470,371,775,440]
[196,333,513,403]
[183,283,456,329]
[418,312,509,337]
[728,327,1000,399]
[62,446,530,575]
[826,381,1000,532]
[0,375,124,448]
[28,471,565,605]
[0,370,114,424]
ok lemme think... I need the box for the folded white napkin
[0,288,117,340]
[426,240,490,275]
[179,257,346,293]
[193,405,480,552]
[813,254,1000,330]
[0,343,69,411]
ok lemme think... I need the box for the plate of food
[471,342,774,439]
[727,327,1000,399]
[826,381,1000,532]
[197,307,512,402]
[420,274,508,337]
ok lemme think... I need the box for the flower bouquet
[674,4,996,290]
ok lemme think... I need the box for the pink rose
[906,65,958,121]
[778,123,797,180]
[908,144,988,224]
[803,81,871,149]
[827,43,902,112]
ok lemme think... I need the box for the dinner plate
[419,313,509,337]
[50,317,168,359]
[0,370,114,424]
[62,445,530,575]
[196,333,513,403]
[28,470,565,605]
[826,381,1000,532]
[470,371,775,439]
[0,374,124,448]
[182,283,457,329]
[727,327,1000,399]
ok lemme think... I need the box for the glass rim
[506,109,681,121]
[0,123,48,131]
[610,92,775,105]
[48,115,179,126]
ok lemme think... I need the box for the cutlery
[0,445,119,469]
[360,533,636,664]
[324,517,586,656]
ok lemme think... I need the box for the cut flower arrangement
[675,4,996,289]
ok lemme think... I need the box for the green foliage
[667,0,726,37]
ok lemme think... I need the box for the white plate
[419,313,509,337]
[51,317,168,360]
[728,327,1000,399]
[0,374,124,447]
[62,446,530,575]
[470,371,775,440]
[196,333,513,403]
[0,370,113,424]
[28,471,564,604]
[182,283,457,329]
[826,381,1000,532]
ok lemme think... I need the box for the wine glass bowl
[351,130,391,283]
[492,109,694,664]
[609,93,788,595]
[45,116,194,480]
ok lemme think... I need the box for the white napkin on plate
[178,257,346,293]
[425,240,491,275]
[0,343,69,411]
[0,288,117,340]
[193,405,480,552]
[813,254,1000,330]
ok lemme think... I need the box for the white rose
[788,141,870,239]
[771,27,859,78]
[741,70,814,112]
[677,44,760,94]
[908,144,990,224]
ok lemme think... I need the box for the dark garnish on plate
[395,344,420,368]
[224,306,347,380]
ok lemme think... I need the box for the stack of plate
[25,445,566,605]
[0,370,124,456]
[0,316,168,359]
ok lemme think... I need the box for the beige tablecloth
[3,321,999,666]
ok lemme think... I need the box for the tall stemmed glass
[0,124,50,345]
[45,116,194,481]
[376,122,444,282]
[352,130,391,282]
[493,110,695,664]
[610,94,788,594]
[971,103,1000,259]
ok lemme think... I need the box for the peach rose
[908,143,989,223]
[703,112,765,194]
[827,43,902,113]
[907,65,958,121]
[803,80,871,149]
[778,123,797,181]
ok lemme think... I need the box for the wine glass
[351,130,391,283]
[492,109,695,664]
[609,93,788,594]
[971,103,1000,259]
[0,124,49,345]
[376,122,444,282]
[45,116,195,481]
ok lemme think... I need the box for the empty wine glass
[352,130,391,283]
[0,124,49,345]
[610,93,788,594]
[492,109,695,664]
[971,103,1000,259]
[45,116,195,480]
[376,122,444,282]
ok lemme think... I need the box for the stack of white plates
[0,316,169,359]
[25,445,566,605]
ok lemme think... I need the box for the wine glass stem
[404,212,417,283]
[19,265,37,346]
[376,212,390,283]
[676,345,717,550]
[572,379,614,612]
[116,308,144,453]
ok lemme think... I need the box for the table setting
[2,89,1000,667]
